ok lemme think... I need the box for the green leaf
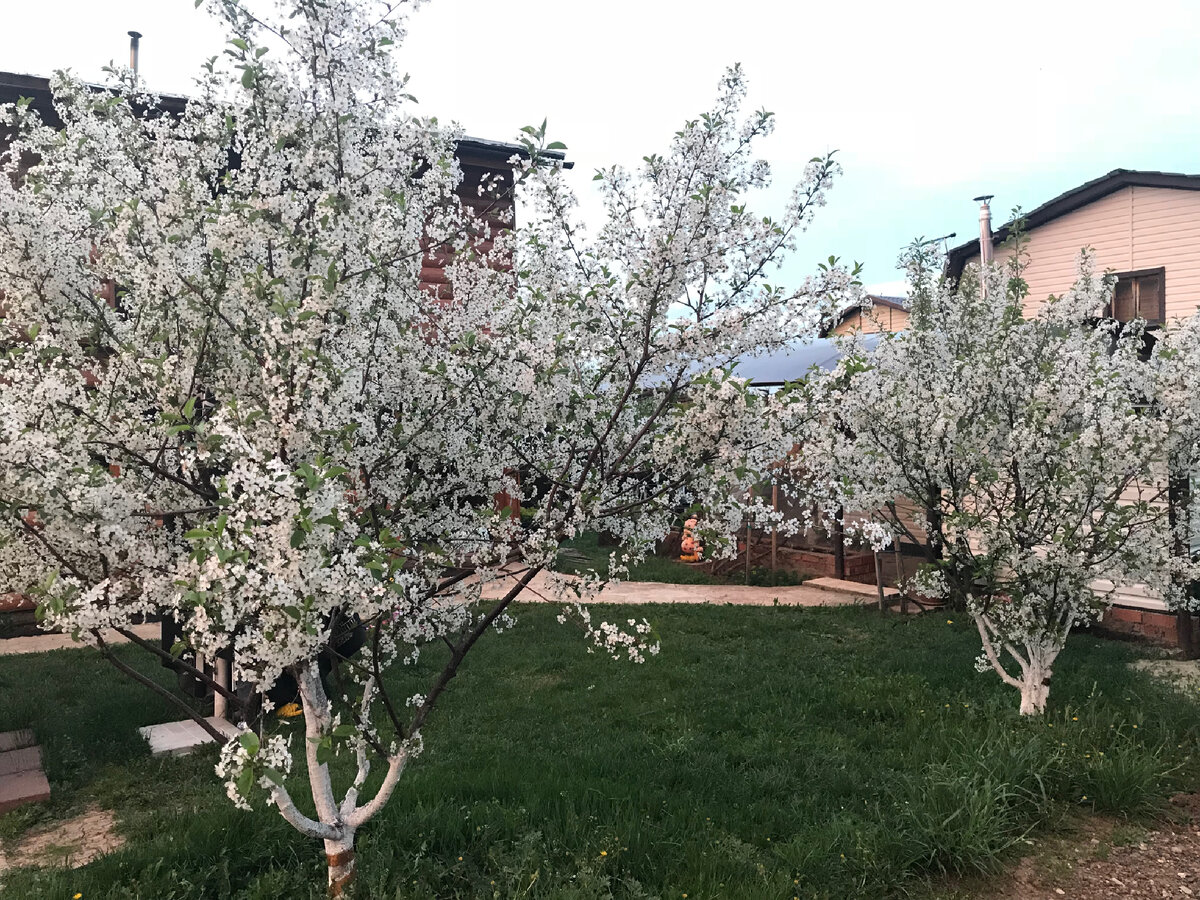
[331,723,355,739]
[262,766,285,787]
[239,731,260,756]
[315,738,333,765]
[182,396,196,419]
[236,767,254,797]
[183,528,211,540]
[230,38,249,51]
[545,141,567,151]
[241,67,256,90]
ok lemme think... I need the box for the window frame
[1109,266,1166,326]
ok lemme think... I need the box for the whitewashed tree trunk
[974,613,1062,716]
[1015,642,1059,716]
[323,832,358,896]
[282,662,408,895]
[1017,669,1050,716]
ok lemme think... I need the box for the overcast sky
[5,0,1200,293]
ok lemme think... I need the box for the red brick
[1144,612,1175,630]
[1105,607,1144,624]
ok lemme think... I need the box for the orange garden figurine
[680,517,703,563]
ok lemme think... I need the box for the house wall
[961,186,1200,634]
[833,305,909,335]
[962,186,1200,322]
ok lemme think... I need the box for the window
[1110,268,1165,325]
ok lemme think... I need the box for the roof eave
[945,168,1200,281]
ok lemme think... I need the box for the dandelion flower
[276,702,302,718]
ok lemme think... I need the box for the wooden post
[745,519,752,585]
[214,656,231,720]
[771,483,779,573]
[893,539,907,615]
[873,550,885,611]
[833,506,846,580]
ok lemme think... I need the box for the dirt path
[985,794,1200,899]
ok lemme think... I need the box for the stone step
[806,576,899,599]
[0,729,36,753]
[0,769,50,814]
[138,717,239,757]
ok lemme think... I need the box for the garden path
[484,570,883,607]
[0,579,877,657]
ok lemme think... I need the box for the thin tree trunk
[325,834,357,896]
[1179,611,1199,660]
[297,663,356,894]
[832,505,845,579]
[1168,459,1199,658]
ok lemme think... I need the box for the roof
[945,169,1200,281]
[733,333,886,387]
[0,71,568,169]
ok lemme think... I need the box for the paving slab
[806,577,899,599]
[0,769,50,813]
[138,717,239,757]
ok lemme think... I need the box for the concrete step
[0,734,50,814]
[806,577,899,599]
[0,769,50,813]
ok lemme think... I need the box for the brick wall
[1099,605,1188,646]
[776,547,875,579]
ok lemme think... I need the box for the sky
[5,0,1200,294]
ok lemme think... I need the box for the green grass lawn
[555,531,722,584]
[1,606,1198,899]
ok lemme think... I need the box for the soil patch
[987,794,1200,899]
[0,806,123,871]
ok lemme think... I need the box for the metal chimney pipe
[973,194,994,267]
[128,31,142,75]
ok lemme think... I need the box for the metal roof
[733,333,886,386]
